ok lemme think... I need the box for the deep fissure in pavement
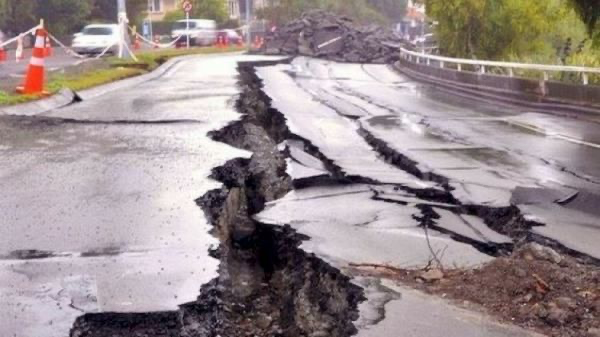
[69,59,364,337]
[69,58,600,337]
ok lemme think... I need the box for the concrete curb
[76,54,202,101]
[0,88,78,116]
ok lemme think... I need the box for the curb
[76,54,200,101]
[0,88,78,116]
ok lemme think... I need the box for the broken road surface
[0,54,279,337]
[1,54,599,337]
[254,58,600,335]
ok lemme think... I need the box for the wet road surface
[0,54,277,337]
[2,54,599,336]
[255,57,600,335]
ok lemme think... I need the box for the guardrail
[400,48,600,85]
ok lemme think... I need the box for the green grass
[47,68,147,92]
[0,91,40,106]
[0,46,247,107]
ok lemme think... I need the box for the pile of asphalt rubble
[264,10,402,63]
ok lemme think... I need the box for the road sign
[182,0,193,13]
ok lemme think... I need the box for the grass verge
[0,46,246,107]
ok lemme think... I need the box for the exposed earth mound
[263,10,402,63]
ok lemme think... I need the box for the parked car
[72,24,120,55]
[217,29,243,45]
[171,19,217,47]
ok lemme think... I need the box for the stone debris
[417,269,445,283]
[588,328,600,337]
[264,10,402,63]
[518,243,563,264]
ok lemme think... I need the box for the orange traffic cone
[16,28,49,95]
[253,36,260,49]
[44,36,53,57]
[0,39,6,62]
[133,35,141,50]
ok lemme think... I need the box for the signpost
[245,0,251,47]
[182,0,193,49]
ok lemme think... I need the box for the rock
[418,269,444,283]
[588,328,600,337]
[310,332,329,337]
[593,299,600,313]
[545,303,571,326]
[256,314,273,329]
[518,243,562,264]
[533,304,548,318]
[555,296,577,310]
[513,267,527,278]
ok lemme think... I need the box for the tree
[0,0,38,35]
[0,0,148,37]
[36,0,93,36]
[192,0,228,23]
[568,0,600,44]
[258,0,387,26]
[424,0,570,60]
[89,0,148,26]
[366,0,408,22]
[163,9,186,22]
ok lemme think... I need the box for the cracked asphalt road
[1,55,599,337]
[254,57,600,335]
[0,54,279,337]
[258,58,600,259]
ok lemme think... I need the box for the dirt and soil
[351,242,600,337]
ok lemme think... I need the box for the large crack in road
[71,57,600,337]
[2,55,599,337]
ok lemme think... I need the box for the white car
[72,24,121,55]
[171,19,217,46]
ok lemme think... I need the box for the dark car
[217,29,242,45]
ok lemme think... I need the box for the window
[82,27,114,36]
[149,0,162,12]
[228,0,239,18]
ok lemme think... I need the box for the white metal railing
[400,48,600,85]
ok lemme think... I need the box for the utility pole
[245,0,251,47]
[147,0,153,40]
[117,0,125,58]
[117,0,135,59]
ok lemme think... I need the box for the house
[396,0,427,40]
[147,0,178,21]
[147,0,264,21]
